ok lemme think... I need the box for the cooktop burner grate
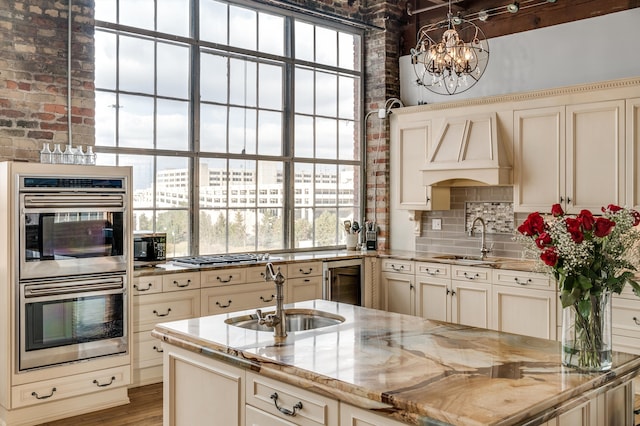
[171,253,269,266]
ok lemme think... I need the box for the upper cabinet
[390,113,450,212]
[626,98,640,211]
[514,100,625,213]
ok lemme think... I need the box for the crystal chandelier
[410,1,490,96]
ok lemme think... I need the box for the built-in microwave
[18,176,129,280]
[133,232,166,266]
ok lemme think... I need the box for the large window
[94,0,362,256]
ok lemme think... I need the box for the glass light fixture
[410,0,490,96]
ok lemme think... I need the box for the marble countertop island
[152,300,640,425]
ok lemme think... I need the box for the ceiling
[400,0,640,55]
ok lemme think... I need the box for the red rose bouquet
[517,204,640,370]
[517,204,640,306]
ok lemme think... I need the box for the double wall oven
[17,175,130,371]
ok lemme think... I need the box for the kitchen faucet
[469,217,492,260]
[256,262,287,340]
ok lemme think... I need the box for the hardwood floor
[37,383,162,426]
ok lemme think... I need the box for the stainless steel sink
[432,254,503,265]
[224,308,345,332]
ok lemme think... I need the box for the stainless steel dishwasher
[322,259,363,306]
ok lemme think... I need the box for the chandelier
[410,1,490,96]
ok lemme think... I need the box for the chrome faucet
[469,217,492,260]
[256,263,287,339]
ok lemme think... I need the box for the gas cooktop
[171,253,273,267]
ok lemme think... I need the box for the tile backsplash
[416,186,528,259]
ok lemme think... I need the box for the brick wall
[0,0,94,162]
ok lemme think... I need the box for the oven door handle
[23,194,125,208]
[23,278,124,298]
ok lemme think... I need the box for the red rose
[577,209,595,231]
[551,203,564,217]
[632,210,640,227]
[593,217,616,237]
[565,217,581,233]
[540,247,558,267]
[602,204,623,213]
[528,212,545,235]
[535,232,552,249]
[517,219,533,236]
[569,229,584,243]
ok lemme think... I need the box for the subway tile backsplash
[416,186,527,259]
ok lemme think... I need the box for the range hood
[422,112,511,186]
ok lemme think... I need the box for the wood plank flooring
[37,383,162,426]
[33,382,640,426]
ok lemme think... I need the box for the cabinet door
[339,402,408,426]
[566,100,625,212]
[513,106,564,212]
[381,272,415,316]
[415,276,450,322]
[451,281,491,328]
[626,98,640,210]
[287,276,322,304]
[492,285,556,339]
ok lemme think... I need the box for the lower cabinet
[381,271,415,315]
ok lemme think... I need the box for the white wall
[400,8,640,106]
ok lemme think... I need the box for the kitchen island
[152,299,640,426]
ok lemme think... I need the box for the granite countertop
[151,299,640,425]
[135,249,538,277]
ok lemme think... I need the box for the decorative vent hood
[422,112,511,186]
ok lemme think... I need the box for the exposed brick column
[0,0,94,162]
[363,0,405,250]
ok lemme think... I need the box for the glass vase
[39,143,51,163]
[561,291,612,372]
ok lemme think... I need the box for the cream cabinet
[612,286,640,356]
[380,259,415,315]
[514,100,626,213]
[450,265,492,328]
[286,261,323,303]
[132,272,201,386]
[415,261,451,321]
[390,114,450,211]
[626,98,640,210]
[491,269,557,340]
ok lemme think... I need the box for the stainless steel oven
[18,176,128,279]
[19,273,128,371]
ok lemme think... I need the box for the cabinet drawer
[162,271,201,292]
[134,330,164,370]
[134,289,200,332]
[451,265,491,283]
[492,269,552,290]
[415,261,450,278]
[201,268,247,287]
[246,265,268,283]
[246,404,296,425]
[246,371,338,426]
[288,261,322,278]
[612,296,640,339]
[12,365,130,409]
[133,275,163,295]
[201,282,277,315]
[287,276,323,303]
[380,258,413,274]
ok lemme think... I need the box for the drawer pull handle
[463,272,479,280]
[153,345,163,353]
[633,317,640,326]
[391,264,404,272]
[153,308,172,317]
[270,392,303,416]
[216,300,232,308]
[134,282,153,291]
[93,376,116,388]
[174,279,191,288]
[32,388,56,400]
[299,268,313,275]
[514,277,532,285]
[217,275,233,283]
[260,295,275,303]
[426,269,440,275]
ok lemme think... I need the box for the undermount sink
[432,254,502,265]
[225,308,346,332]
